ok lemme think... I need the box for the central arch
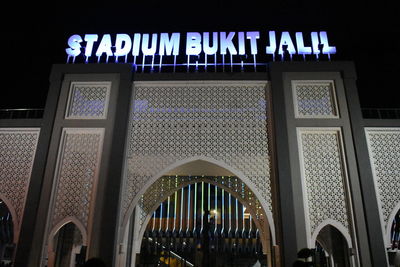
[120,156,275,243]
[137,178,271,250]
[117,156,276,266]
[139,181,269,266]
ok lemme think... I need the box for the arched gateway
[2,63,380,266]
[117,159,277,266]
[115,81,279,266]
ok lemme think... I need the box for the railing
[0,109,44,119]
[1,108,399,120]
[362,108,400,119]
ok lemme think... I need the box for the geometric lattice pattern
[365,128,400,228]
[293,81,338,118]
[298,129,350,237]
[51,128,104,229]
[65,82,111,119]
[0,128,40,226]
[122,81,272,225]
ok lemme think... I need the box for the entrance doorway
[137,181,268,266]
[388,209,400,266]
[118,157,275,266]
[47,222,86,267]
[0,199,14,266]
[314,225,351,267]
[118,81,275,266]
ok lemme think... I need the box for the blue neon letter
[319,31,336,54]
[132,33,141,56]
[266,31,276,55]
[95,34,113,57]
[311,32,320,56]
[220,32,237,55]
[84,34,98,59]
[247,31,260,55]
[295,32,312,56]
[238,32,245,55]
[203,32,218,55]
[114,34,132,57]
[186,32,202,55]
[66,35,82,57]
[141,33,158,56]
[159,33,180,56]
[278,32,296,55]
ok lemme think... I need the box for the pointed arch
[386,201,400,247]
[120,155,276,245]
[47,216,88,253]
[0,193,19,243]
[135,179,272,254]
[310,219,352,249]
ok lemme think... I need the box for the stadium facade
[0,32,400,266]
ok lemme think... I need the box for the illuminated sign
[66,31,336,71]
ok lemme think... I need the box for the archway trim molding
[310,219,352,249]
[120,155,276,245]
[0,193,19,243]
[385,200,400,247]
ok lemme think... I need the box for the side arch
[386,201,400,247]
[47,216,88,254]
[310,219,352,249]
[120,155,276,245]
[0,193,19,243]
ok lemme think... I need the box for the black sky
[1,1,399,109]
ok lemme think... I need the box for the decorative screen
[51,128,104,229]
[121,81,273,226]
[365,128,400,228]
[0,128,39,232]
[293,81,339,118]
[298,128,350,239]
[65,82,111,119]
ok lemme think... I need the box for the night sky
[1,1,399,109]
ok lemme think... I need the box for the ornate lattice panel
[0,128,40,227]
[51,128,104,229]
[365,128,400,228]
[298,128,350,238]
[65,82,111,119]
[122,81,272,225]
[292,81,339,118]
